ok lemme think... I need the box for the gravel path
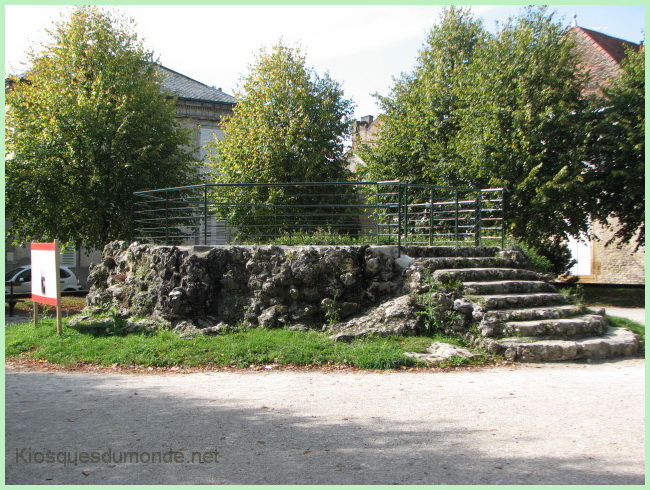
[5,358,645,485]
[596,307,645,325]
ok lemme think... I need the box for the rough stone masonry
[82,241,495,337]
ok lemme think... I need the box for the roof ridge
[157,64,216,91]
[155,64,235,104]
[575,26,640,48]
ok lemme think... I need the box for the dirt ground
[5,357,645,485]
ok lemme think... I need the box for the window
[61,246,78,267]
[198,127,224,165]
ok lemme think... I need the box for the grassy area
[5,314,643,370]
[608,315,645,345]
[6,296,87,318]
[5,285,643,370]
[4,319,487,370]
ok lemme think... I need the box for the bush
[516,238,575,275]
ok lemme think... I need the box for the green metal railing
[133,182,505,248]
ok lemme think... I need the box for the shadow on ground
[5,368,644,485]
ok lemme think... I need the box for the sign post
[30,240,63,335]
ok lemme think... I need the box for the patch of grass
[437,355,485,368]
[4,320,482,370]
[238,228,364,246]
[558,285,586,307]
[6,296,87,318]
[607,315,645,343]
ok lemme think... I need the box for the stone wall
[585,219,645,285]
[86,242,428,330]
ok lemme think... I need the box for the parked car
[5,265,81,294]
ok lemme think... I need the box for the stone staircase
[405,246,640,362]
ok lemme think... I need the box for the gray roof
[156,65,236,105]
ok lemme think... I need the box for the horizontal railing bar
[135,182,502,195]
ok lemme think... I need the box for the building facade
[156,65,235,171]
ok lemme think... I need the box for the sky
[3,4,646,119]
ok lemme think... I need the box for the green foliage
[416,298,461,336]
[361,6,600,251]
[359,6,485,187]
[5,6,196,250]
[537,238,576,275]
[237,227,363,246]
[558,284,585,306]
[6,316,500,369]
[213,42,354,183]
[429,275,464,295]
[515,238,575,275]
[209,42,356,236]
[437,354,487,368]
[322,298,341,326]
[514,242,553,273]
[584,47,645,248]
[457,7,592,247]
[416,272,464,335]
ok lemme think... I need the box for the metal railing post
[397,184,402,256]
[403,183,409,245]
[273,201,277,242]
[429,187,434,246]
[165,189,169,245]
[455,189,459,246]
[474,191,482,247]
[501,188,506,249]
[375,183,380,245]
[203,185,208,245]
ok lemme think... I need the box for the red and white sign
[30,242,61,306]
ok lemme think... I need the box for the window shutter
[60,246,78,267]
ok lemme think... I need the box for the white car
[5,265,81,294]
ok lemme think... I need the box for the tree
[584,47,645,248]
[358,6,486,187]
[209,42,355,237]
[212,42,353,184]
[5,6,196,250]
[456,6,592,248]
[359,6,596,271]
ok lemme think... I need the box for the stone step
[484,304,586,322]
[463,280,556,295]
[417,257,520,271]
[478,327,640,362]
[402,246,502,258]
[407,249,635,363]
[473,292,573,310]
[432,267,544,283]
[502,314,608,338]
